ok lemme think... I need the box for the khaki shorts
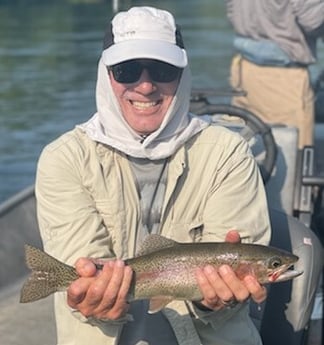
[230,55,314,148]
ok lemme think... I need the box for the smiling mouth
[131,101,160,109]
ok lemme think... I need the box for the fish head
[235,246,303,284]
[263,252,303,283]
[243,247,303,284]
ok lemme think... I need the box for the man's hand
[67,258,133,320]
[195,230,267,310]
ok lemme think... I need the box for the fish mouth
[268,264,303,283]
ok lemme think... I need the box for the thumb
[225,230,241,243]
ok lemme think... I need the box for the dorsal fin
[136,234,178,257]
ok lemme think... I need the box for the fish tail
[20,244,78,303]
[20,271,58,303]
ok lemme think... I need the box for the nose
[134,69,156,93]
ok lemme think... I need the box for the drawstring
[140,134,148,144]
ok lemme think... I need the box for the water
[1,0,324,202]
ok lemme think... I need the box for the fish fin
[20,244,78,303]
[148,296,174,314]
[24,244,64,270]
[136,234,178,257]
[20,272,58,303]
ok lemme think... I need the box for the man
[36,6,270,345]
[226,0,324,148]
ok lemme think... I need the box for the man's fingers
[67,259,133,320]
[85,262,115,307]
[98,260,127,309]
[100,264,133,318]
[218,265,250,302]
[196,265,238,309]
[244,275,267,304]
[75,258,98,277]
[67,278,93,307]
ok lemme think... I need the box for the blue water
[1,0,324,202]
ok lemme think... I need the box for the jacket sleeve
[35,135,115,265]
[292,0,324,34]
[35,133,129,330]
[201,134,271,246]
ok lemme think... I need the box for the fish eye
[269,256,282,269]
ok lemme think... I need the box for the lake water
[1,0,324,202]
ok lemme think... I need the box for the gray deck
[0,277,56,345]
[0,187,56,345]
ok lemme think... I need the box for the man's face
[109,59,181,136]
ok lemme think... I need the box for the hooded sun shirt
[78,58,210,159]
[76,56,210,345]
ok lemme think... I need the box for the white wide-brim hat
[101,6,188,68]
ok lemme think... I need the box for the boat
[0,92,323,345]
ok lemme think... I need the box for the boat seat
[248,124,317,229]
[248,124,299,216]
[244,124,322,345]
[249,208,323,345]
[209,116,299,216]
[208,118,323,344]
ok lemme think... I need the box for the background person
[225,0,324,148]
[35,6,270,345]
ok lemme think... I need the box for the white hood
[78,58,209,159]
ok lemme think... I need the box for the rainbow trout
[20,234,302,313]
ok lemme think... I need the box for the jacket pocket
[166,219,204,243]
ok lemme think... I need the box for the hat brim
[102,40,188,68]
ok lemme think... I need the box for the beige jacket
[36,124,270,345]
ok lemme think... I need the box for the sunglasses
[108,59,183,84]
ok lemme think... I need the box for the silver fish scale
[127,243,243,301]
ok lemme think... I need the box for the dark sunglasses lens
[110,61,142,83]
[148,61,182,82]
[110,60,182,83]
